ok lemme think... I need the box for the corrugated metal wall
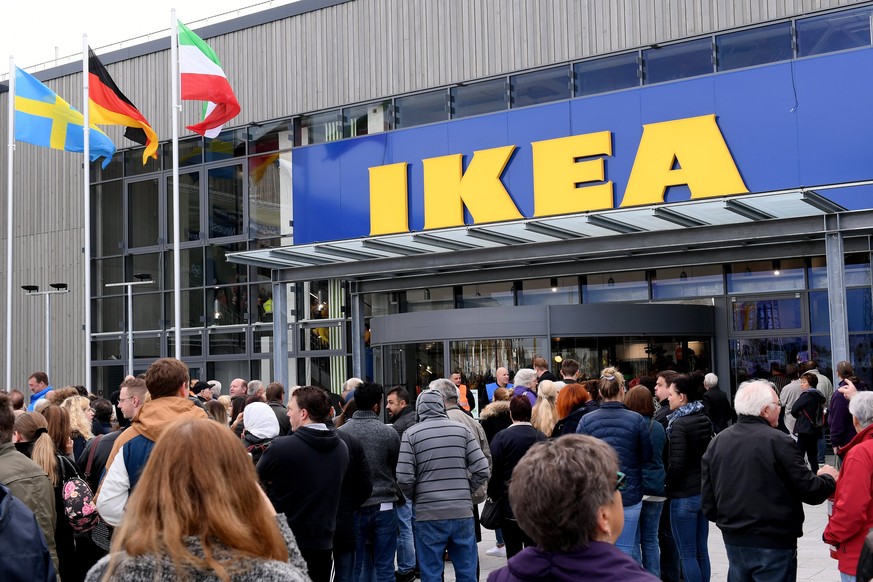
[0,0,864,390]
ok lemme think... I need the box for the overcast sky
[1,0,297,73]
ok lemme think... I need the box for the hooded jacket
[823,422,873,575]
[396,389,490,522]
[791,388,826,436]
[96,396,207,526]
[0,483,56,582]
[487,543,658,582]
[480,400,512,443]
[257,425,349,550]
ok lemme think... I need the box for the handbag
[480,497,503,530]
[56,454,100,534]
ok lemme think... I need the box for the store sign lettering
[368,114,748,236]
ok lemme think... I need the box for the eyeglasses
[773,399,783,408]
[118,396,134,404]
[615,471,627,492]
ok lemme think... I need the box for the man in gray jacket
[397,389,489,582]
[338,382,401,582]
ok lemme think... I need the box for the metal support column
[825,220,849,385]
[350,284,365,380]
[272,275,289,389]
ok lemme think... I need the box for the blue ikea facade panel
[293,47,873,245]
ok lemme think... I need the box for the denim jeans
[333,549,355,582]
[840,574,857,582]
[670,495,710,582]
[615,500,643,563]
[495,527,505,545]
[414,518,478,582]
[659,501,681,582]
[725,544,797,582]
[395,496,416,574]
[353,504,398,582]
[640,499,664,577]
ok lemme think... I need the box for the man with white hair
[701,373,735,433]
[702,380,838,581]
[511,368,538,407]
[247,379,266,401]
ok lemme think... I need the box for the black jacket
[701,415,836,549]
[390,405,416,437]
[267,400,292,436]
[666,410,712,498]
[702,388,736,433]
[553,401,598,437]
[790,389,826,437]
[487,424,548,518]
[333,429,373,552]
[257,426,349,550]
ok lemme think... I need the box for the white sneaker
[486,545,506,557]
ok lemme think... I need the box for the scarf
[666,400,704,437]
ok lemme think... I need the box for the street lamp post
[105,273,153,376]
[22,283,69,381]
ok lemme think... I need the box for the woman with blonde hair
[86,418,310,581]
[531,380,559,437]
[61,395,94,459]
[17,409,86,581]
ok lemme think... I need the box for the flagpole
[171,10,182,360]
[6,57,15,391]
[82,35,92,392]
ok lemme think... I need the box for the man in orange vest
[450,370,475,416]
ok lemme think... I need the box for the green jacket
[0,441,58,572]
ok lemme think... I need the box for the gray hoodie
[396,390,490,521]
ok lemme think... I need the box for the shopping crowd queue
[0,357,871,581]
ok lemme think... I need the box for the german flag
[88,47,158,164]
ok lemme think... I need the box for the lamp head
[21,285,39,293]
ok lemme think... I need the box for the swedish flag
[14,66,116,168]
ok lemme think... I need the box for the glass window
[459,283,514,309]
[811,289,873,334]
[730,336,805,390]
[249,151,293,240]
[732,297,803,332]
[165,289,206,328]
[167,171,201,243]
[344,101,391,138]
[133,293,162,331]
[849,334,873,387]
[92,337,122,361]
[716,23,793,71]
[93,257,124,297]
[168,331,203,357]
[91,181,123,257]
[91,366,126,399]
[810,335,833,378]
[574,52,639,96]
[403,287,455,312]
[253,328,273,354]
[209,329,247,355]
[90,152,123,182]
[92,297,124,333]
[395,89,449,128]
[451,78,507,118]
[165,247,204,289]
[162,138,202,168]
[205,243,247,286]
[808,255,871,289]
[299,321,344,352]
[518,277,580,306]
[298,110,343,145]
[124,146,161,176]
[797,6,873,57]
[644,38,713,84]
[652,266,724,300]
[511,66,571,108]
[210,285,249,326]
[127,178,160,249]
[208,164,243,239]
[726,259,805,294]
[583,272,648,303]
[205,129,246,162]
[130,254,160,293]
[249,119,294,153]
[132,334,161,359]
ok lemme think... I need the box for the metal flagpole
[82,35,92,392]
[171,10,182,359]
[6,57,15,390]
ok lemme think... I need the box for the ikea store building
[3,0,873,400]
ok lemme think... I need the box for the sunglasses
[615,471,627,492]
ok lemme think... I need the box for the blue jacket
[26,386,52,411]
[577,401,653,506]
[0,483,56,581]
[642,417,667,497]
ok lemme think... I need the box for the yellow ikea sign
[368,114,748,236]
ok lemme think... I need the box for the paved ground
[438,499,840,581]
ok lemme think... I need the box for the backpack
[56,454,99,533]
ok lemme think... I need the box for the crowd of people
[0,357,871,581]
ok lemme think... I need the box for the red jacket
[824,422,873,575]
